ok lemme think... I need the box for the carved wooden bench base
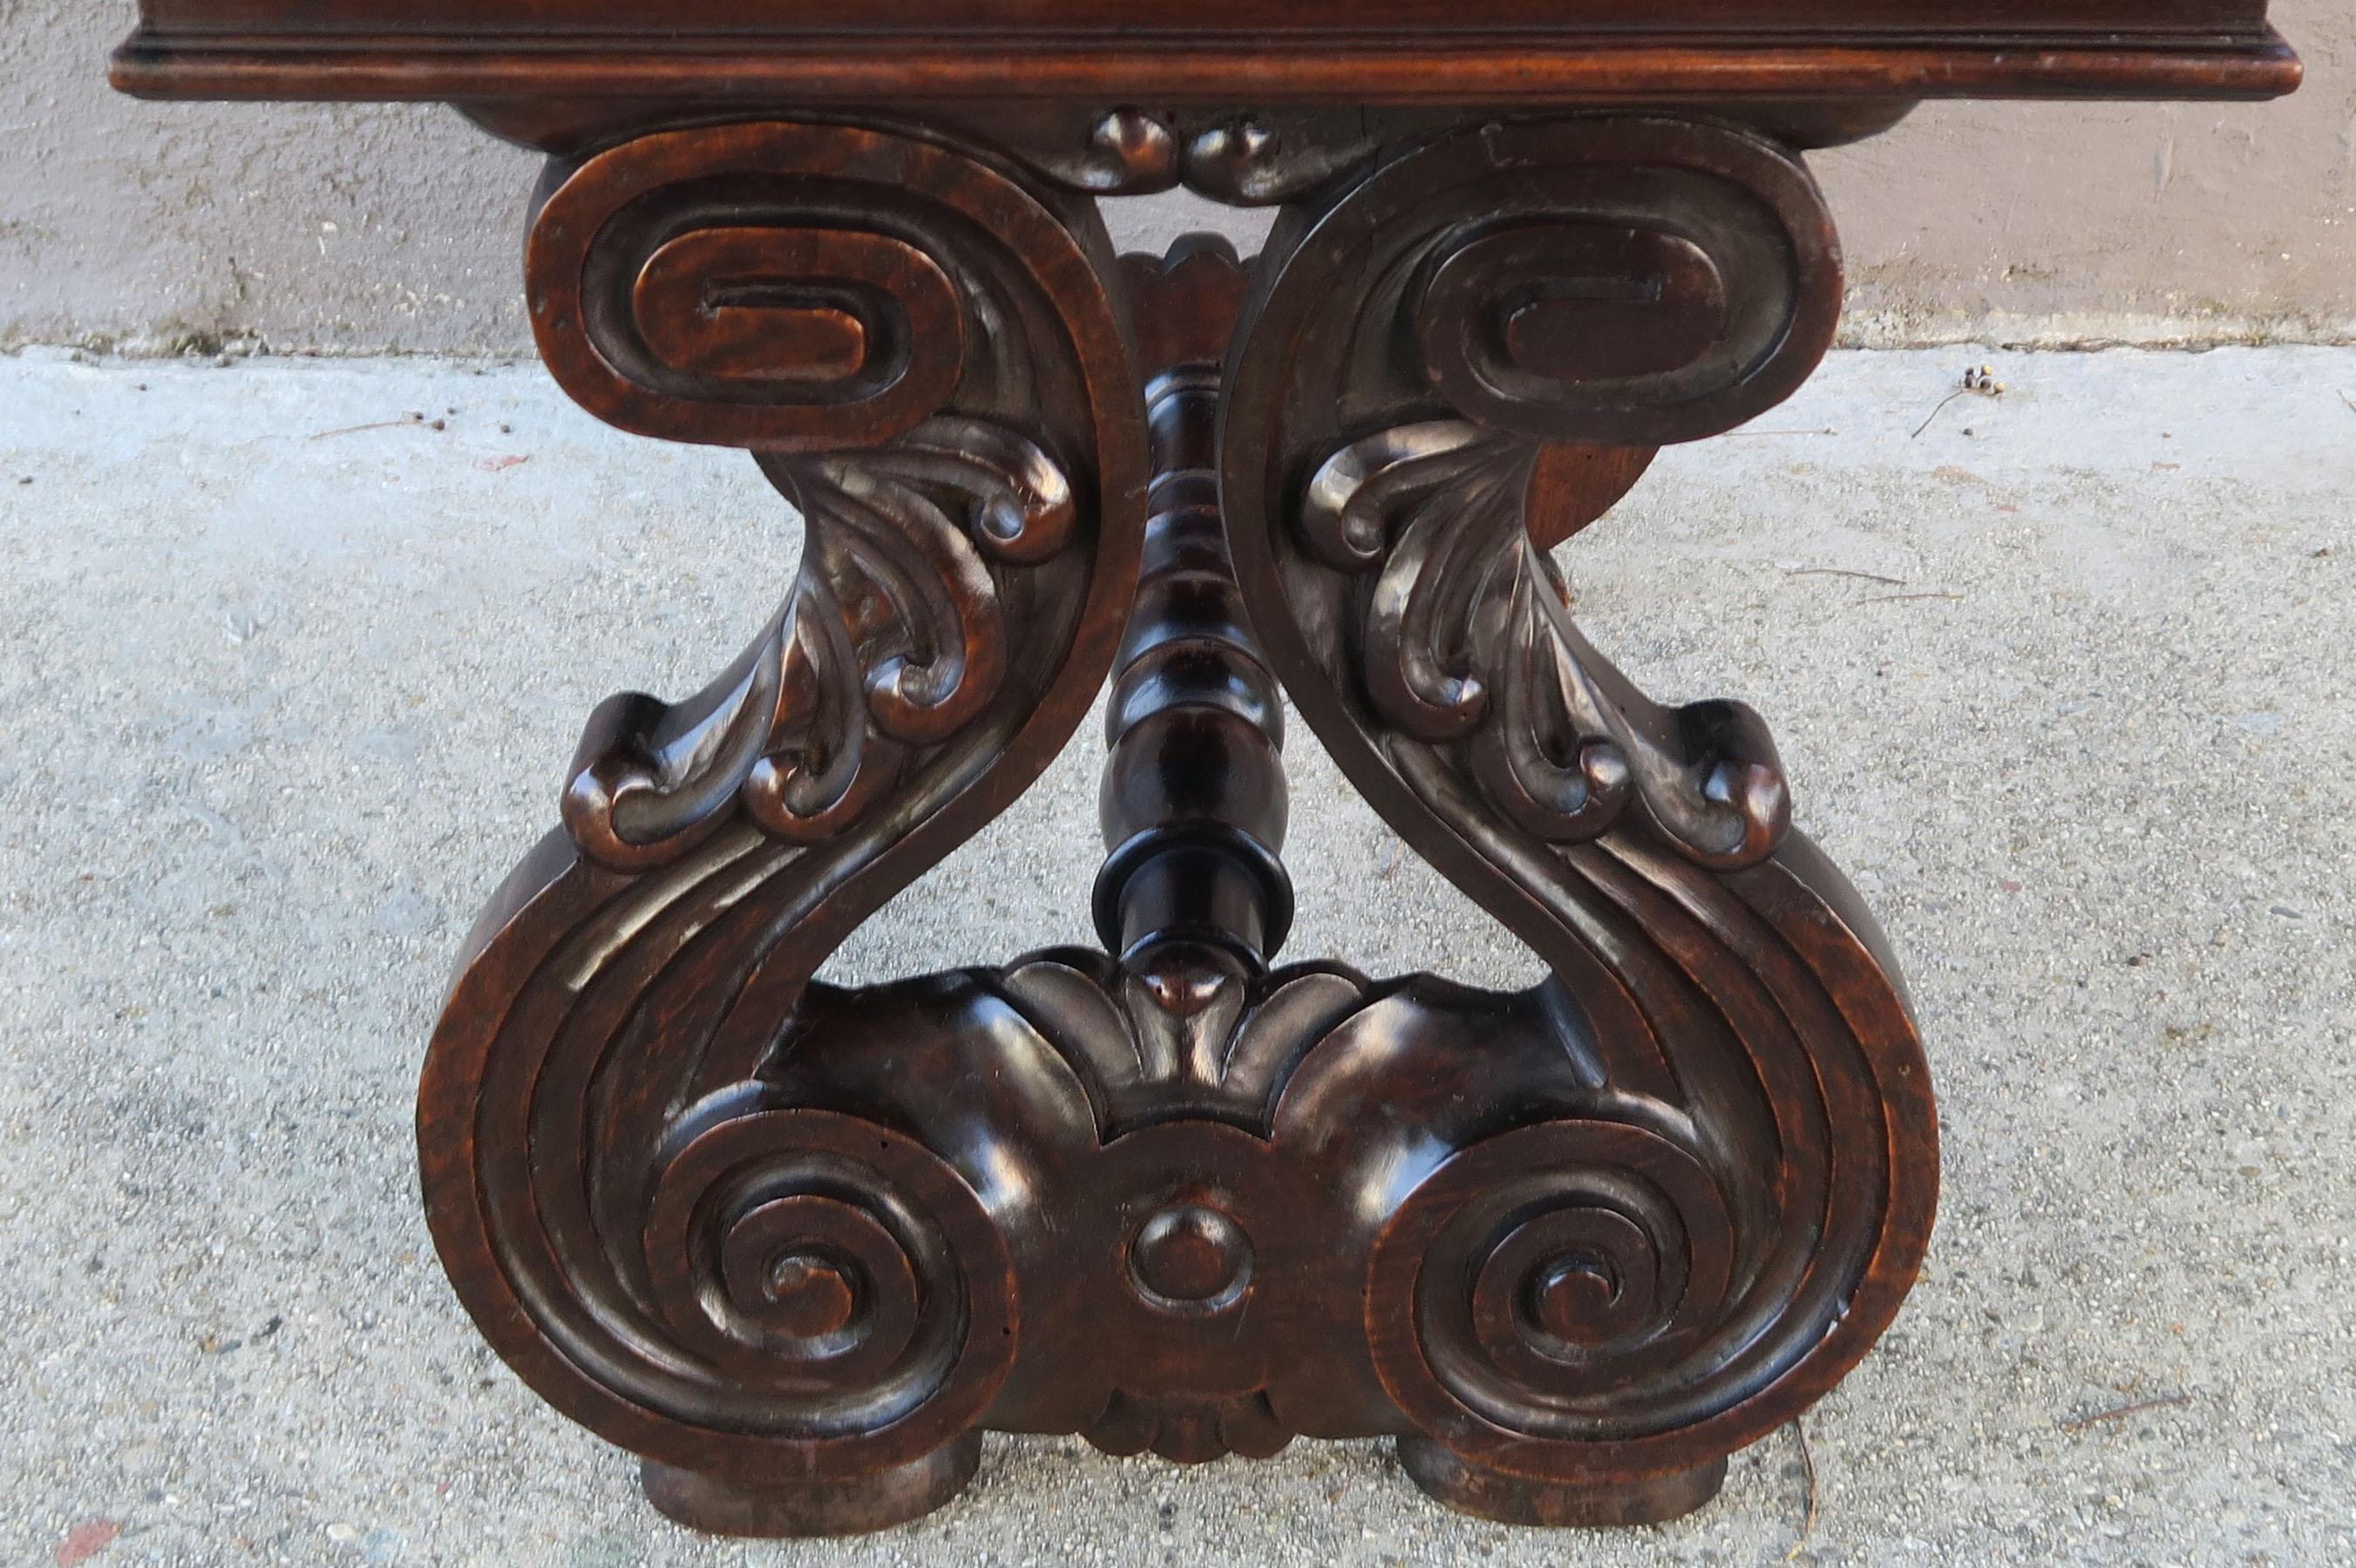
[642,1441,984,1537]
[418,116,1938,1538]
[1400,1441,1730,1529]
[643,1440,1726,1539]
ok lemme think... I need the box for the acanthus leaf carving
[525,116,1110,872]
[1302,419,1788,870]
[560,414,1077,869]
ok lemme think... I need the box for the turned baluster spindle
[1093,237,1292,962]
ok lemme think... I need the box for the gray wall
[6,2,2354,354]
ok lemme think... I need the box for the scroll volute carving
[628,227,954,394]
[422,119,1147,1497]
[1403,128,1840,444]
[1219,116,1935,1492]
[525,122,1069,452]
[515,120,1145,871]
[1228,116,1842,874]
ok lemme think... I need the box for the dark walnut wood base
[641,1440,982,1537]
[108,0,2299,1537]
[411,115,1941,1537]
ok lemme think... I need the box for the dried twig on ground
[2059,1393,2190,1432]
[1784,1417,1819,1562]
[309,411,439,440]
[1783,567,1909,587]
[1855,591,1964,607]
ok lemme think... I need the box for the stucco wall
[5,2,2353,353]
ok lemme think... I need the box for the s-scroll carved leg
[417,120,1145,1536]
[1219,117,1939,1525]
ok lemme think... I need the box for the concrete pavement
[0,346,2351,1565]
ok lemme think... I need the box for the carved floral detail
[562,416,1077,869]
[1044,108,1379,204]
[1300,421,1789,871]
[523,119,1116,872]
[1085,1389,1293,1463]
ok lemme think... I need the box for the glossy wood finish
[1219,121,1939,1504]
[112,0,2301,107]
[414,122,1938,1534]
[112,0,2296,1541]
[417,126,1145,1524]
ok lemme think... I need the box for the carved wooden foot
[421,113,1936,1538]
[640,1437,981,1537]
[1398,1439,1729,1528]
